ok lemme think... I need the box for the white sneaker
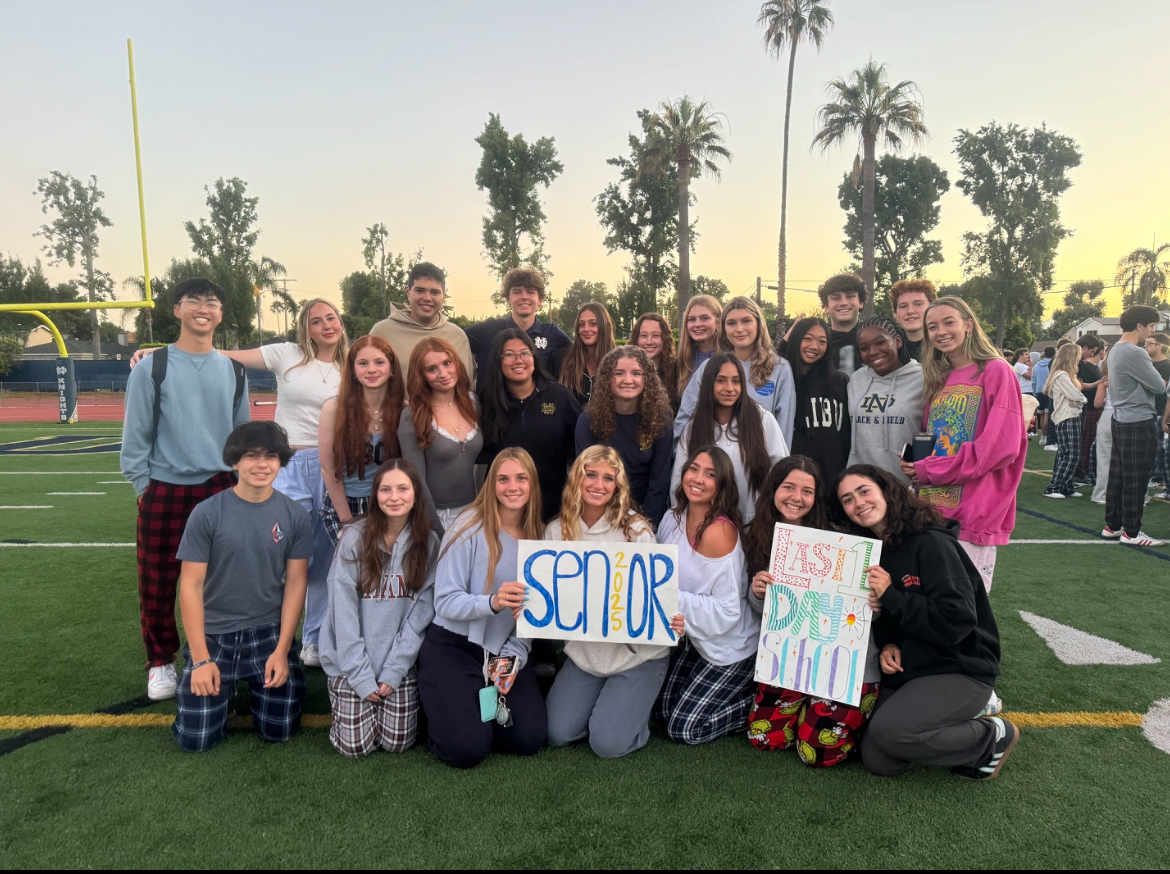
[1101,526,1122,539]
[1121,531,1166,547]
[1043,491,1065,499]
[147,664,177,700]
[1091,497,1106,504]
[1044,444,1058,451]
[978,692,1003,717]
[300,642,321,667]
[1068,491,1083,498]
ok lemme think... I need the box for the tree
[474,114,564,305]
[339,248,418,338]
[362,223,391,318]
[1116,243,1170,309]
[0,335,23,376]
[35,171,114,359]
[611,275,659,339]
[1048,279,1106,339]
[271,286,300,336]
[758,0,834,323]
[954,122,1082,346]
[837,154,948,312]
[812,61,928,318]
[0,253,89,341]
[251,255,286,337]
[552,280,611,334]
[691,276,732,302]
[943,276,1037,350]
[639,96,732,313]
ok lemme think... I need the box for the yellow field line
[0,711,1144,731]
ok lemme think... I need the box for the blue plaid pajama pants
[173,622,305,753]
[652,637,756,745]
[1045,417,1082,496]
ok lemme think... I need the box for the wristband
[190,659,214,670]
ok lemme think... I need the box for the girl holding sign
[742,456,881,767]
[417,448,547,768]
[837,465,1017,782]
[655,446,760,745]
[544,446,679,758]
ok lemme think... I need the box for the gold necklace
[367,407,384,432]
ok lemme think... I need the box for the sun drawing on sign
[838,601,869,646]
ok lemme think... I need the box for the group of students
[1023,308,1170,547]
[119,264,1032,780]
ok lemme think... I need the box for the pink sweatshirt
[914,358,1027,546]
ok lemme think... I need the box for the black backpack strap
[151,347,169,446]
[232,359,247,415]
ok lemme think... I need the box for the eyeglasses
[501,351,533,362]
[179,298,223,312]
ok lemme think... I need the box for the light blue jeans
[273,447,334,645]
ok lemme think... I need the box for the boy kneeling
[173,422,313,752]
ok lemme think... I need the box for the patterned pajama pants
[1105,418,1159,537]
[1046,417,1083,496]
[327,673,420,757]
[320,492,370,547]
[652,638,755,745]
[747,682,880,767]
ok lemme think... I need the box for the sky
[1,0,1167,326]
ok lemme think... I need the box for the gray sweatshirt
[120,346,250,495]
[1108,341,1168,423]
[432,512,531,666]
[319,521,438,698]
[846,360,926,484]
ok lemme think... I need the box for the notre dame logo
[542,403,556,415]
[860,393,893,414]
[535,336,548,349]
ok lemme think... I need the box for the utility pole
[278,278,298,333]
[756,276,762,305]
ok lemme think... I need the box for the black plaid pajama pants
[652,637,756,745]
[327,673,419,757]
[320,492,370,547]
[1105,418,1159,537]
[173,622,305,753]
[1046,417,1083,496]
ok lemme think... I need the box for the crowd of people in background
[117,263,1169,781]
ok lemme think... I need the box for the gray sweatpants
[545,656,669,759]
[861,673,997,777]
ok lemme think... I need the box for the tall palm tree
[1116,242,1170,308]
[639,96,732,312]
[250,255,286,339]
[272,286,300,334]
[758,0,834,328]
[812,61,927,317]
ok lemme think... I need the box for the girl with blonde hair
[544,447,675,758]
[1043,343,1086,499]
[417,448,547,768]
[899,296,1026,592]
[560,302,616,406]
[676,295,723,399]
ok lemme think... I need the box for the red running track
[0,395,278,423]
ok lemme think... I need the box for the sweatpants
[1105,418,1159,537]
[416,624,546,769]
[1091,409,1113,502]
[172,622,305,753]
[860,674,997,777]
[137,473,235,668]
[652,638,756,745]
[273,448,333,645]
[958,541,997,594]
[1045,417,1083,496]
[545,656,669,758]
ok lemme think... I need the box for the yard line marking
[0,471,121,475]
[46,491,106,495]
[1019,611,1160,666]
[1144,699,1170,755]
[0,505,53,509]
[1008,539,1116,544]
[97,481,132,484]
[1017,507,1170,563]
[1005,711,1144,729]
[0,542,133,547]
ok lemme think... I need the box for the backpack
[151,347,247,443]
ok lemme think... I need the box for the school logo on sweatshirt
[271,523,285,544]
[901,574,921,588]
[803,396,845,431]
[856,393,906,425]
[756,380,775,397]
[364,571,414,601]
[542,403,556,415]
[534,336,548,349]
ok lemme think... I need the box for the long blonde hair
[920,296,1005,402]
[721,296,778,388]
[556,446,650,543]
[676,295,724,396]
[440,447,544,593]
[1045,343,1082,393]
[288,298,349,375]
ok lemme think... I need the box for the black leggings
[417,624,546,769]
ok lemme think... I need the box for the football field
[2,421,1169,868]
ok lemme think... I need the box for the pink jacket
[914,358,1027,546]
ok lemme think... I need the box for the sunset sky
[1,0,1167,325]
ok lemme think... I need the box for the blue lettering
[627,553,649,638]
[521,550,556,627]
[647,553,675,642]
[553,550,584,632]
[580,551,610,636]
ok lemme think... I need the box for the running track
[0,396,277,423]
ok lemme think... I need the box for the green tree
[0,253,88,341]
[758,0,834,322]
[639,96,732,312]
[954,122,1082,347]
[552,280,611,334]
[837,154,949,311]
[611,275,658,339]
[1116,243,1170,309]
[812,61,928,318]
[121,274,169,344]
[362,223,392,318]
[271,286,300,336]
[35,172,114,359]
[474,114,564,305]
[691,275,731,303]
[251,255,287,338]
[0,335,24,375]
[1048,279,1106,339]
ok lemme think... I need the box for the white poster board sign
[516,540,680,646]
[754,523,882,707]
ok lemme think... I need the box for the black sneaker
[953,717,1019,782]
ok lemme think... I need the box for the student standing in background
[891,279,937,362]
[1043,344,1086,499]
[1143,333,1170,496]
[631,313,678,406]
[1074,335,1105,486]
[675,295,724,400]
[560,302,616,406]
[465,268,571,380]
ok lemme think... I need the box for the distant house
[1063,312,1170,346]
[21,334,140,361]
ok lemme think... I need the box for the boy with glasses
[120,278,250,700]
[465,268,571,381]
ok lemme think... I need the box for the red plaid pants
[136,474,235,667]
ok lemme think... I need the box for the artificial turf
[2,422,1170,868]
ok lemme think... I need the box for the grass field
[2,421,1170,868]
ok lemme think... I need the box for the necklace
[367,407,384,432]
[314,358,332,384]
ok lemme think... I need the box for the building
[1063,312,1170,346]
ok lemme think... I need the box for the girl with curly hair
[575,346,673,526]
[631,313,678,407]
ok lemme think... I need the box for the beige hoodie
[371,303,477,388]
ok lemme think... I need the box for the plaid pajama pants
[320,492,370,547]
[1045,417,1083,496]
[1077,406,1102,479]
[327,673,419,757]
[652,638,756,745]
[172,622,305,753]
[1106,418,1159,537]
[747,682,880,767]
[137,474,236,667]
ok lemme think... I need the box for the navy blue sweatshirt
[574,410,673,526]
[465,315,571,382]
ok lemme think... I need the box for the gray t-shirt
[177,488,313,634]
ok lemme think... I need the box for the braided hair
[856,316,911,368]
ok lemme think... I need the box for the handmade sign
[516,540,680,646]
[754,524,882,706]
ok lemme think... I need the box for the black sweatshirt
[790,364,852,485]
[831,324,861,373]
[479,379,582,522]
[465,316,572,382]
[575,411,673,526]
[873,524,1001,691]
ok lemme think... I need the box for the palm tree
[1116,242,1170,308]
[639,96,732,312]
[812,61,927,317]
[250,255,286,339]
[758,0,834,328]
[272,286,300,335]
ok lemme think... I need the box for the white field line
[1009,539,1117,545]
[0,542,133,547]
[0,505,53,509]
[0,471,121,475]
[46,491,105,495]
[97,481,132,484]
